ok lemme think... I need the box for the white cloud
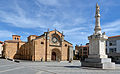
[52,21,63,29]
[0,0,52,29]
[74,18,86,25]
[63,27,85,34]
[0,0,88,29]
[65,31,89,46]
[103,27,120,32]
[36,0,60,6]
[102,19,120,32]
[0,30,14,38]
[103,20,120,28]
[0,7,49,29]
[62,27,89,45]
[0,0,119,45]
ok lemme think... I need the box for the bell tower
[12,35,21,41]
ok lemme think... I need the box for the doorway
[51,49,61,61]
[52,52,56,61]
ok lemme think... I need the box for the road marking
[0,66,25,73]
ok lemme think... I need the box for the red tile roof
[81,45,89,47]
[12,35,21,37]
[109,35,120,38]
[5,40,25,43]
[29,35,38,37]
[0,41,3,43]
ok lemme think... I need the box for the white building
[106,35,120,62]
[0,41,3,57]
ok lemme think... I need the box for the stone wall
[4,42,18,59]
[34,37,46,61]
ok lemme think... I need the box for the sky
[0,0,120,48]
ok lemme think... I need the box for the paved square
[0,59,120,74]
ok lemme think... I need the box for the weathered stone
[3,30,73,62]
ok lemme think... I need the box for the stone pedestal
[81,33,115,69]
[81,58,115,69]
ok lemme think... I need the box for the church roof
[49,30,65,36]
[64,40,72,45]
[29,35,38,37]
[5,40,25,43]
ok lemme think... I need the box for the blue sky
[0,0,120,48]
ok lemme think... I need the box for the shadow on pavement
[64,66,81,68]
[47,65,81,68]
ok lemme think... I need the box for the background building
[106,35,120,63]
[3,30,73,61]
[75,43,89,60]
[0,41,3,57]
[3,35,25,59]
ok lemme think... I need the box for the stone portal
[52,52,56,61]
[81,3,115,69]
[51,49,61,61]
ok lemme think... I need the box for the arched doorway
[51,49,61,61]
[52,52,56,61]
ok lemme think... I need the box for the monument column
[81,3,115,69]
[94,3,101,35]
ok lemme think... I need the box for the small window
[84,47,87,50]
[109,43,112,46]
[109,40,116,46]
[15,38,16,40]
[83,52,87,54]
[65,44,67,47]
[109,48,116,53]
[41,42,44,44]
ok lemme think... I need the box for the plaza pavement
[0,59,120,74]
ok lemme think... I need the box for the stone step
[103,62,115,69]
[81,62,102,68]
[85,58,111,63]
[81,62,115,69]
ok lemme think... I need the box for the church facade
[3,30,73,61]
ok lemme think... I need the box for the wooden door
[52,52,56,61]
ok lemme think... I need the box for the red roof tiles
[0,41,3,43]
[108,35,120,38]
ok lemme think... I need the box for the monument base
[81,58,115,69]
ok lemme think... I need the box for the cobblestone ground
[0,59,120,74]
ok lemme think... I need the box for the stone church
[3,30,73,61]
